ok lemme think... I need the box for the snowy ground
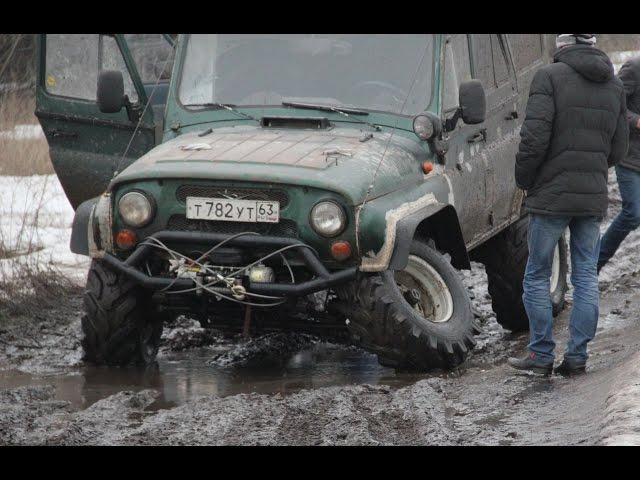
[0,124,43,141]
[0,175,89,283]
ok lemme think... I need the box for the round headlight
[413,114,435,140]
[310,201,346,237]
[118,191,153,228]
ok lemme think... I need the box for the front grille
[176,185,289,208]
[166,214,299,238]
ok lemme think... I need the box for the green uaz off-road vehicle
[36,34,568,370]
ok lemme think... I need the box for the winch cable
[354,39,431,233]
[162,242,314,297]
[140,239,284,302]
[224,243,318,280]
[143,232,262,293]
[138,236,305,306]
[140,233,297,292]
[114,47,174,178]
[190,280,288,307]
[192,231,261,264]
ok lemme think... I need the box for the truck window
[470,34,510,90]
[491,35,509,86]
[442,35,472,112]
[178,34,435,116]
[508,34,544,71]
[45,34,138,102]
[124,34,175,84]
[470,34,494,91]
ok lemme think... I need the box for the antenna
[113,43,174,179]
[355,37,433,232]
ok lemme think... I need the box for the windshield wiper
[281,101,381,132]
[183,103,260,123]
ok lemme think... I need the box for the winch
[248,264,275,283]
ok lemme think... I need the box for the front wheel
[346,240,479,371]
[82,259,163,366]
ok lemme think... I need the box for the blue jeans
[598,165,640,270]
[523,214,602,363]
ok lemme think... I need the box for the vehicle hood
[110,125,426,205]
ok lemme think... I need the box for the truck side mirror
[459,80,486,125]
[97,70,125,114]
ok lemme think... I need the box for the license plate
[186,197,280,223]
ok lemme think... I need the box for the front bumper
[101,230,358,297]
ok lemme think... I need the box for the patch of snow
[0,124,44,141]
[0,174,89,284]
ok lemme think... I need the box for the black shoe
[554,357,586,377]
[507,353,553,376]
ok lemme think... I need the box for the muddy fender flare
[389,204,470,271]
[70,197,99,256]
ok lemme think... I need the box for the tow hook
[231,281,246,300]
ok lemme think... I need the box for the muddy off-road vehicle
[35,34,569,370]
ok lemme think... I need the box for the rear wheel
[82,259,163,366]
[481,216,568,332]
[347,240,479,371]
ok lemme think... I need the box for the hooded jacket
[617,56,640,171]
[515,44,628,217]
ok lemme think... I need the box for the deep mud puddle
[0,340,430,412]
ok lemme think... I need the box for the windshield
[178,34,435,116]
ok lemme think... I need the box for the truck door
[440,34,489,245]
[35,34,174,209]
[468,34,520,234]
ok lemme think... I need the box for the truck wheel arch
[389,205,470,271]
[70,196,100,256]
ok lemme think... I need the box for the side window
[442,34,472,112]
[491,35,509,86]
[45,34,138,103]
[508,34,544,71]
[470,34,495,91]
[101,36,138,103]
[124,34,175,83]
[45,34,99,100]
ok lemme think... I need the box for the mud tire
[347,240,479,371]
[482,216,568,332]
[82,259,163,366]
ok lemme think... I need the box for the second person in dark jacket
[509,34,628,376]
[598,55,640,271]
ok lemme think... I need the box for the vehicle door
[469,34,521,237]
[35,34,174,209]
[440,34,489,245]
[505,34,550,219]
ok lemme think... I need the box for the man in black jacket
[508,34,628,376]
[598,55,640,271]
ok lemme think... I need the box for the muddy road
[1,173,640,445]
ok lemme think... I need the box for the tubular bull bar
[101,231,358,296]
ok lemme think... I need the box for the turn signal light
[422,161,434,174]
[115,229,137,250]
[330,240,352,261]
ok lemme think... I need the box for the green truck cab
[36,34,568,370]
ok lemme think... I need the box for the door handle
[50,129,78,139]
[467,129,487,144]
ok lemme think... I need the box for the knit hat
[556,34,597,48]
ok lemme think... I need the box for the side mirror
[459,80,486,125]
[97,70,125,113]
